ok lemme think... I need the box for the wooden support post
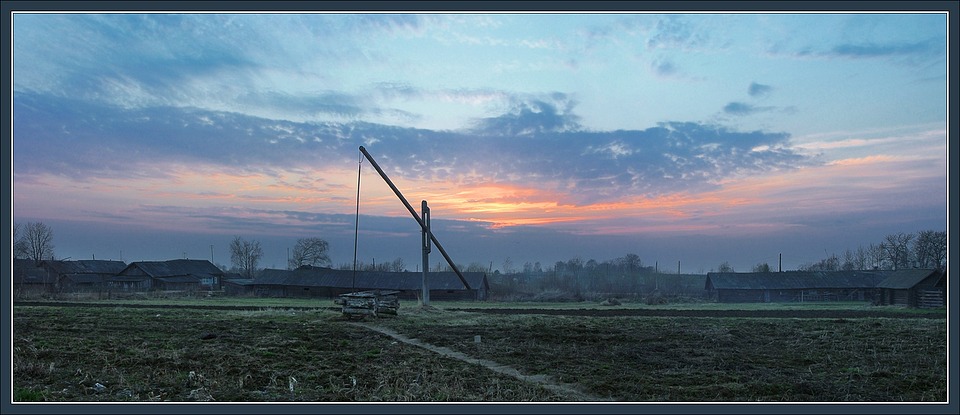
[422,200,431,306]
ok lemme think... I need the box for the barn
[112,259,224,293]
[875,269,945,308]
[249,266,489,301]
[705,270,888,303]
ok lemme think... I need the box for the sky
[10,10,950,274]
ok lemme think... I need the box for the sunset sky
[11,10,948,273]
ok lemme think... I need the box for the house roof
[122,259,223,278]
[44,260,127,275]
[876,269,941,289]
[705,270,889,290]
[13,259,53,284]
[254,266,487,291]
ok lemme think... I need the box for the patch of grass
[13,301,947,403]
[13,387,45,401]
[13,304,566,402]
[376,309,947,402]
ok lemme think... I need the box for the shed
[113,259,224,292]
[222,278,255,296]
[705,270,887,303]
[250,266,489,301]
[876,269,944,308]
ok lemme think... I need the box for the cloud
[722,102,778,116]
[650,59,678,77]
[466,94,582,136]
[748,82,773,97]
[645,15,707,51]
[14,91,813,207]
[790,37,945,65]
[828,41,938,58]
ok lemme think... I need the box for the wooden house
[705,270,888,303]
[250,266,489,301]
[42,260,127,292]
[13,259,56,297]
[876,269,944,308]
[112,259,224,292]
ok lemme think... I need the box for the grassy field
[11,298,948,404]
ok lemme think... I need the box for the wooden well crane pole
[358,146,472,290]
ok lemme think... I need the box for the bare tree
[798,254,839,271]
[841,249,856,271]
[501,257,514,274]
[230,236,263,278]
[914,230,947,269]
[854,245,870,270]
[288,237,331,269]
[23,222,55,263]
[930,231,947,269]
[867,243,887,270]
[883,232,914,270]
[622,254,642,273]
[389,257,405,272]
[717,261,734,273]
[13,222,29,259]
[466,262,488,273]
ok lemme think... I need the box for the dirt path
[352,322,610,401]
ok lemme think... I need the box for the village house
[875,269,945,308]
[704,270,888,303]
[247,266,489,301]
[111,259,224,293]
[43,259,127,292]
[13,259,128,297]
[13,259,55,298]
[705,269,946,308]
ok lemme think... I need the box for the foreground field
[12,300,947,403]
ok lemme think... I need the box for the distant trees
[18,222,55,262]
[799,254,840,272]
[388,257,405,272]
[882,232,914,271]
[799,229,946,271]
[752,262,771,273]
[914,230,947,269]
[288,237,331,269]
[230,236,263,278]
[335,257,406,272]
[12,223,28,259]
[717,261,734,273]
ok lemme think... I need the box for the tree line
[11,221,334,279]
[796,230,946,272]
[13,221,945,279]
